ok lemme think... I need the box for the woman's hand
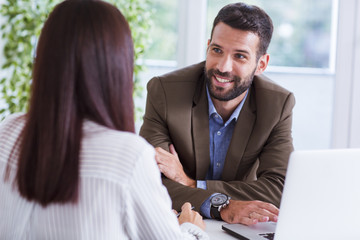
[177,202,206,230]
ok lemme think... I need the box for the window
[206,0,336,70]
[143,0,179,62]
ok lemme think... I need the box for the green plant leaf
[0,0,153,121]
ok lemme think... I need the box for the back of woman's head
[15,0,134,206]
[33,0,135,131]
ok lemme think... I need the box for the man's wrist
[210,193,231,220]
[200,193,219,218]
[187,178,196,188]
[179,175,196,188]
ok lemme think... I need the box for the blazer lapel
[221,87,256,181]
[192,75,210,180]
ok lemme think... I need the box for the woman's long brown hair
[14,0,134,206]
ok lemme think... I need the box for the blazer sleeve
[140,77,214,211]
[139,77,171,152]
[206,92,295,207]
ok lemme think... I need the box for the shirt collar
[206,86,248,124]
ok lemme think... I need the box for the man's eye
[213,48,222,53]
[235,53,245,59]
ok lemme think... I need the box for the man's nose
[217,55,233,73]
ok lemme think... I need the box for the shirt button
[217,131,221,136]
[216,163,221,167]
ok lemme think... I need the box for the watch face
[211,194,228,206]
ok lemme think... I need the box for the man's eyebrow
[209,43,222,48]
[234,49,250,55]
[209,43,250,55]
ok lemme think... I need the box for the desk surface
[204,219,237,239]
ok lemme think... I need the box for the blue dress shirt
[198,87,248,218]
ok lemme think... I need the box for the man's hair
[210,2,273,58]
[12,0,134,206]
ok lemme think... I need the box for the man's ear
[255,54,270,75]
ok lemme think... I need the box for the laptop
[222,149,360,240]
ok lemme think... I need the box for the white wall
[332,0,360,148]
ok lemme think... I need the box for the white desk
[204,219,237,239]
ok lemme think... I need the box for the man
[140,2,295,226]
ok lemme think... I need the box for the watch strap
[210,205,222,220]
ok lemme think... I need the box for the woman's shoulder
[0,113,26,141]
[0,113,26,165]
[0,113,26,128]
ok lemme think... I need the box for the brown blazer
[140,62,295,211]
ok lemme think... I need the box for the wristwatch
[210,193,231,220]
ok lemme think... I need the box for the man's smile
[214,74,233,83]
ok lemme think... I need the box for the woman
[0,0,208,239]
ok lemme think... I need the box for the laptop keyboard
[259,232,275,240]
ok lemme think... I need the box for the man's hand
[155,144,196,187]
[220,199,279,225]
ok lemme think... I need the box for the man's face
[205,22,267,102]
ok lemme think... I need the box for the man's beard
[205,67,256,101]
